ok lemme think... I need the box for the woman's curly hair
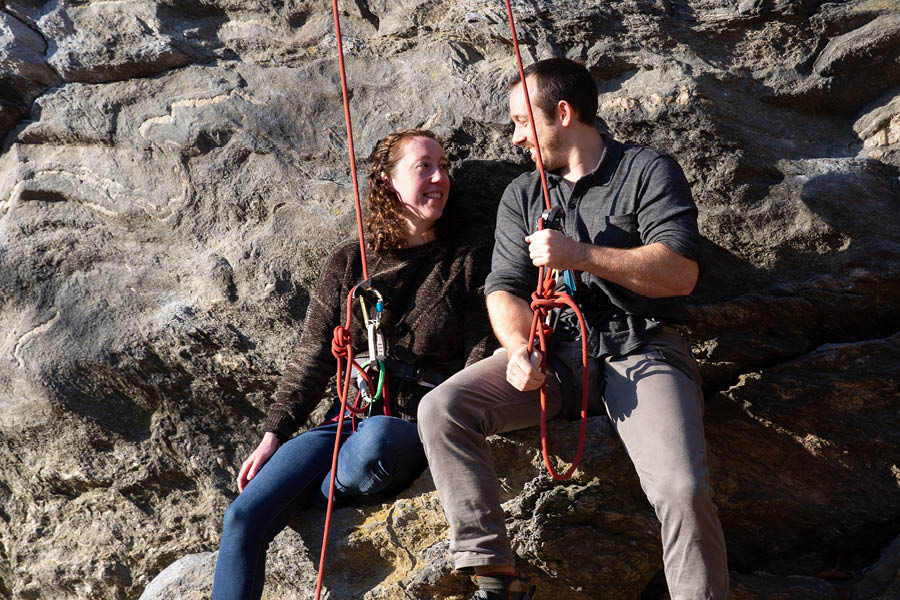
[366,129,443,253]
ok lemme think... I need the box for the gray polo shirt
[484,135,701,358]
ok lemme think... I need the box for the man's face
[509,78,563,171]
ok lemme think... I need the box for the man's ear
[557,100,575,127]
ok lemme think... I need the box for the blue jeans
[212,415,427,600]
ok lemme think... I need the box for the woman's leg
[212,422,350,600]
[317,415,428,504]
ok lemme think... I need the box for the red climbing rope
[316,1,376,598]
[332,0,369,283]
[503,0,590,481]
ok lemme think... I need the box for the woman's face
[385,136,450,235]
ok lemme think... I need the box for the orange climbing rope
[315,1,378,598]
[503,0,590,481]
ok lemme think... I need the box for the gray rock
[852,534,900,600]
[1,0,899,598]
[37,2,194,83]
[138,551,216,600]
[0,8,60,140]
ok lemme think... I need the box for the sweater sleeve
[263,245,352,441]
[462,243,496,366]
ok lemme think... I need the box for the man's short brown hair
[508,57,598,125]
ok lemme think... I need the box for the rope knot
[530,275,561,320]
[331,325,351,359]
[536,274,558,298]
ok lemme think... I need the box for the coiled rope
[502,0,590,481]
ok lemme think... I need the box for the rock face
[1,1,898,599]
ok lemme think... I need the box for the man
[417,57,728,600]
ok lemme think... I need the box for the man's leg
[602,327,728,600]
[417,351,563,570]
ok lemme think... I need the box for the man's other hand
[506,345,546,391]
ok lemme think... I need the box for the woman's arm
[263,243,356,442]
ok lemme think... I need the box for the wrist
[503,336,530,355]
[572,241,593,272]
[263,430,284,445]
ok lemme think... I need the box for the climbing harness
[502,0,591,481]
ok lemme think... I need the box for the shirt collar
[588,133,622,186]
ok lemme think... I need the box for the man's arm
[486,290,545,391]
[525,230,698,298]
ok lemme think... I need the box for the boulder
[1,0,898,598]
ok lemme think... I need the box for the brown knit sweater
[263,237,494,441]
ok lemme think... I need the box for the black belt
[381,357,445,388]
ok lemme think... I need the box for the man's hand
[237,431,281,492]
[525,229,586,271]
[506,345,546,391]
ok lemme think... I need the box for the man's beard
[529,128,562,172]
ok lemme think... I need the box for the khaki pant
[417,327,728,600]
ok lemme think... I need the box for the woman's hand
[237,432,282,492]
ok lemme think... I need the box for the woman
[212,129,493,599]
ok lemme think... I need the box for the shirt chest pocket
[591,213,640,248]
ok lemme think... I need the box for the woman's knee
[335,418,426,495]
[222,499,258,540]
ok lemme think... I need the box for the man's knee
[649,474,712,517]
[417,384,458,437]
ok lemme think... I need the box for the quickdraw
[503,0,591,481]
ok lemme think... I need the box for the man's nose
[512,124,527,146]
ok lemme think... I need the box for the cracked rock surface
[1,0,899,598]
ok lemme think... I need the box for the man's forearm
[486,290,535,353]
[528,231,699,298]
[575,242,698,298]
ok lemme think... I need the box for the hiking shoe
[472,585,535,600]
[471,574,536,599]
[471,586,536,600]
